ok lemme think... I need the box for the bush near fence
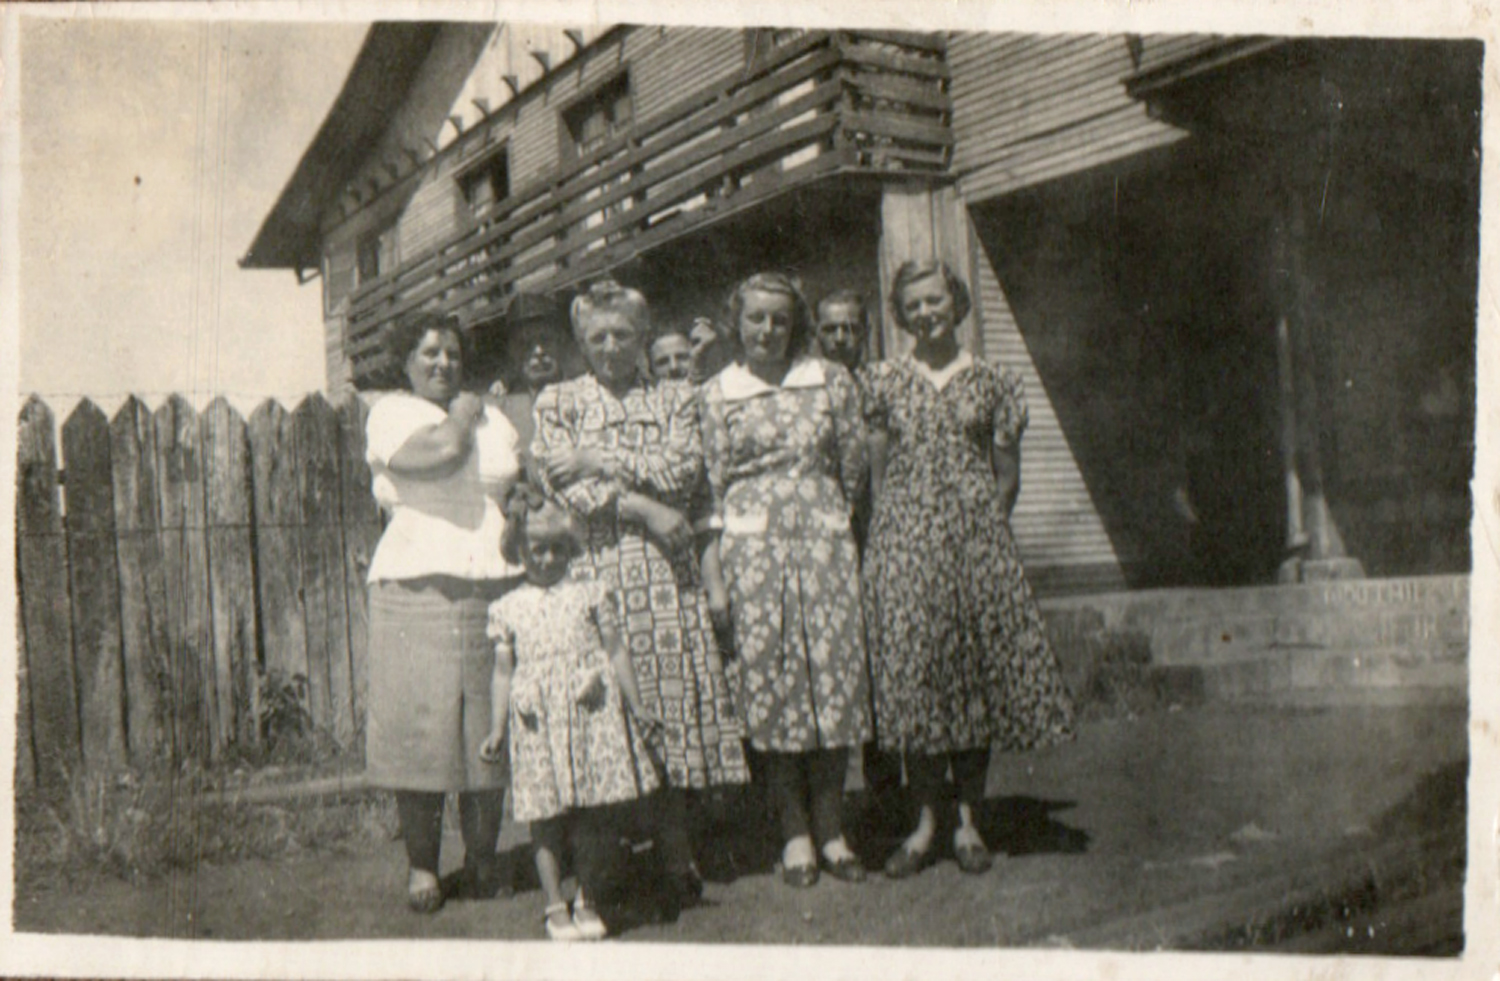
[15,394,384,797]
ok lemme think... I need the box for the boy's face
[516,324,562,389]
[650,334,694,382]
[815,300,866,371]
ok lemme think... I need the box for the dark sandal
[781,862,820,888]
[820,853,868,883]
[954,842,994,875]
[883,845,934,879]
[407,882,445,915]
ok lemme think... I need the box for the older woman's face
[736,289,795,368]
[577,308,645,387]
[405,329,463,403]
[897,272,957,345]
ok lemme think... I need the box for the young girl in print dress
[480,495,663,941]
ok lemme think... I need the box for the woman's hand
[544,446,610,487]
[449,392,485,427]
[640,499,693,554]
[479,729,506,764]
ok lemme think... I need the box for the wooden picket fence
[15,393,383,795]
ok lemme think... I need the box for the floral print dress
[487,580,660,822]
[700,357,872,752]
[860,355,1075,755]
[532,374,748,790]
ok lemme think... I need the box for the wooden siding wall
[948,32,1221,203]
[318,25,747,395]
[971,226,1125,595]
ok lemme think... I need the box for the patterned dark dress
[700,357,872,752]
[532,374,749,790]
[860,355,1075,755]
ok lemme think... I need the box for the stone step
[1040,574,1468,637]
[1192,648,1468,705]
[1149,609,1469,666]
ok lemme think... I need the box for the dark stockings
[763,748,849,847]
[395,789,504,878]
[906,748,990,814]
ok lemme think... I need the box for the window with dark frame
[560,72,638,254]
[563,72,634,159]
[458,146,511,215]
[355,222,397,286]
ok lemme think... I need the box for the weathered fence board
[154,395,214,763]
[17,603,36,791]
[111,397,170,764]
[204,398,258,752]
[248,401,310,692]
[18,392,388,780]
[18,396,81,793]
[294,395,355,746]
[62,400,128,770]
[339,396,380,753]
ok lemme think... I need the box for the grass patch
[15,767,396,896]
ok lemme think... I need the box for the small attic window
[563,72,633,158]
[458,145,511,215]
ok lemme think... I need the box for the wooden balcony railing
[345,29,952,386]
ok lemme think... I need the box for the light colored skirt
[366,577,515,792]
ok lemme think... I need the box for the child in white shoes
[481,496,663,940]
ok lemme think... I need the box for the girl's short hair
[889,259,973,331]
[569,279,651,341]
[500,489,582,566]
[383,310,470,388]
[724,272,816,361]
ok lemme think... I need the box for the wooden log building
[243,24,1479,596]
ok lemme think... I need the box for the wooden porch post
[877,181,976,359]
[1271,183,1364,583]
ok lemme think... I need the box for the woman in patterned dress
[861,260,1075,879]
[532,280,749,904]
[699,272,871,887]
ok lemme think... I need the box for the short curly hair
[569,279,651,340]
[382,310,470,389]
[889,260,972,332]
[725,272,816,362]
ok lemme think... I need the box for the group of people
[362,260,1076,941]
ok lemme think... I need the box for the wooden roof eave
[239,23,446,272]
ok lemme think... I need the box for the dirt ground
[14,703,1469,951]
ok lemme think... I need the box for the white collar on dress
[716,357,826,402]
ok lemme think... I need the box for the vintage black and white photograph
[4,1,1495,975]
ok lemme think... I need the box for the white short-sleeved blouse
[365,392,524,583]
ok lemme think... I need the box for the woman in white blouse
[364,311,524,914]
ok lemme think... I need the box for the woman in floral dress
[532,280,748,904]
[700,272,871,887]
[861,260,1075,879]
